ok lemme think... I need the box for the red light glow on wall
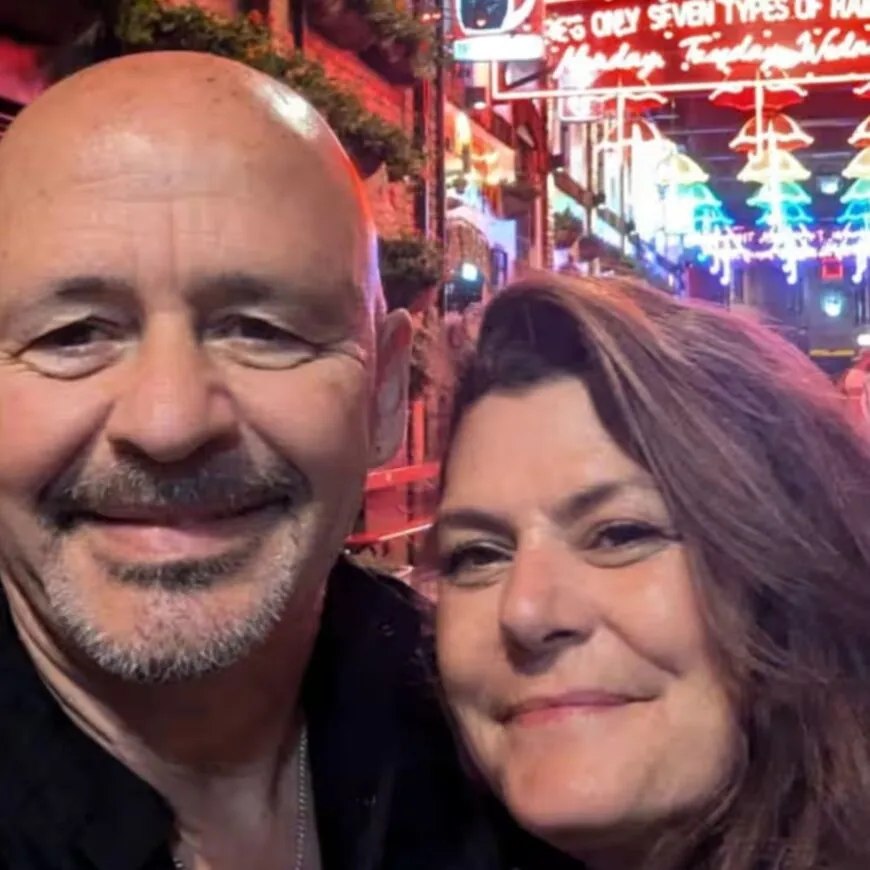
[821,257,845,281]
[0,39,44,105]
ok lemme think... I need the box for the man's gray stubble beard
[42,521,308,684]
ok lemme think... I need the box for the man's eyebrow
[188,272,288,307]
[187,271,368,336]
[0,271,368,338]
[0,275,135,333]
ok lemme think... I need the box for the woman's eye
[439,544,509,580]
[590,522,663,550]
[581,521,680,567]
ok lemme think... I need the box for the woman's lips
[505,690,637,727]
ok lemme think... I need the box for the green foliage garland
[553,208,583,248]
[361,0,439,78]
[116,0,422,179]
[378,234,443,311]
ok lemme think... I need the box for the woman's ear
[369,308,413,468]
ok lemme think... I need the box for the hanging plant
[359,0,439,81]
[408,315,437,401]
[115,0,423,180]
[378,234,443,312]
[553,209,583,249]
[378,234,443,401]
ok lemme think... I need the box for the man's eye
[29,320,117,351]
[212,316,305,346]
[19,319,124,379]
[210,316,319,370]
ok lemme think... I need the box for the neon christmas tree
[740,126,814,283]
[658,153,716,236]
[714,72,814,283]
[838,177,870,231]
[837,145,870,282]
[737,130,813,232]
[833,80,870,283]
[657,151,741,284]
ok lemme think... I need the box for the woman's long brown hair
[442,272,870,870]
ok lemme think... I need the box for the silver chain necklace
[172,727,310,870]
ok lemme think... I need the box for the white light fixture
[818,175,842,196]
[822,291,845,318]
[460,262,481,281]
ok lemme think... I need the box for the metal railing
[346,460,440,548]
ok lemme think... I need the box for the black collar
[0,556,456,870]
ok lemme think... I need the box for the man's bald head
[0,51,384,328]
[0,51,411,684]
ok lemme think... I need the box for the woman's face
[435,377,738,857]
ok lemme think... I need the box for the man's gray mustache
[39,459,311,528]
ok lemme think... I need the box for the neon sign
[502,0,870,98]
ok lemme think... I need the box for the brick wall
[179,0,418,237]
[302,30,416,236]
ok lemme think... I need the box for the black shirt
[0,556,500,870]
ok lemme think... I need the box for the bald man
[0,52,498,870]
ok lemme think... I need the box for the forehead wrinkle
[6,130,348,205]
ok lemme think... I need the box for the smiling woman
[433,272,870,870]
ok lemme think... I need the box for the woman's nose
[499,538,598,664]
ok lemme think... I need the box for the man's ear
[369,308,413,468]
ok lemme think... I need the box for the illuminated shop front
[547,96,687,291]
[444,102,518,311]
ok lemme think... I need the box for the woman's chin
[506,790,631,847]
[498,765,661,859]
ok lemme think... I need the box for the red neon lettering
[545,0,870,88]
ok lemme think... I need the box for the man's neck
[3,577,321,826]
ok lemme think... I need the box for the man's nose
[104,320,237,463]
[499,537,597,664]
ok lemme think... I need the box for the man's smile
[72,499,287,563]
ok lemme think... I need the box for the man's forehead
[0,152,381,331]
[0,54,386,335]
[0,267,366,329]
